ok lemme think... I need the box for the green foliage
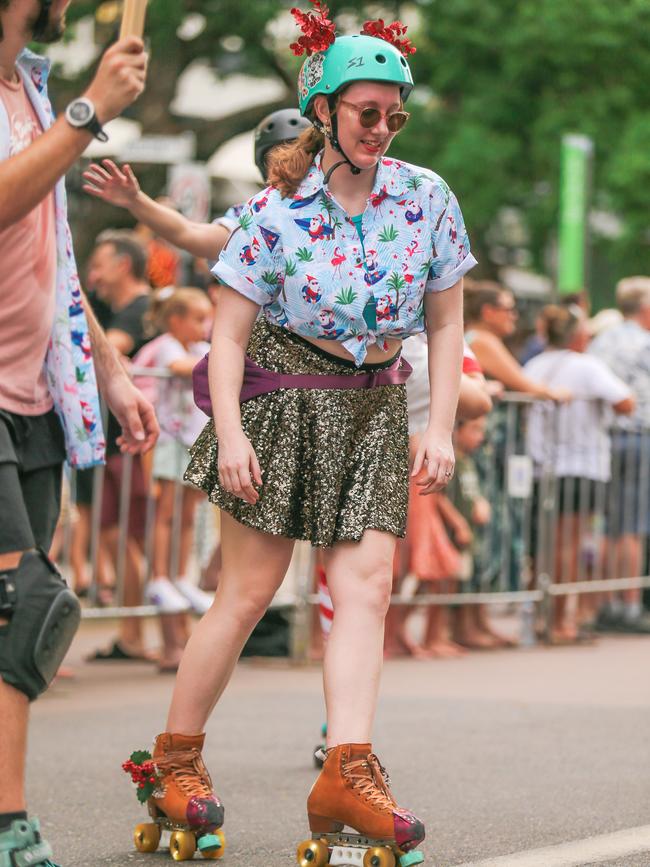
[378,224,399,243]
[295,247,314,262]
[130,750,152,764]
[335,286,357,305]
[56,0,650,299]
[391,0,650,294]
[284,258,298,277]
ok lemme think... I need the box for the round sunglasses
[338,99,410,133]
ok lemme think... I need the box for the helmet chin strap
[315,108,362,185]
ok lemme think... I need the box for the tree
[391,0,650,301]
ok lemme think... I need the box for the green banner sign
[558,134,594,295]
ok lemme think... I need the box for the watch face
[69,101,92,124]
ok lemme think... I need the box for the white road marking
[456,824,650,867]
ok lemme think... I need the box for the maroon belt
[193,352,412,417]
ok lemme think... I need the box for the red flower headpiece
[290,2,416,58]
[361,18,416,56]
[290,1,336,57]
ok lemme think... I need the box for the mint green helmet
[297,34,414,117]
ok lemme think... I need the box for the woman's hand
[411,429,455,495]
[218,428,263,505]
[82,159,141,209]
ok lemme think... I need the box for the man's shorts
[100,452,148,539]
[606,431,650,537]
[0,408,66,554]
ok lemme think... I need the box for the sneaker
[174,578,214,615]
[145,577,191,614]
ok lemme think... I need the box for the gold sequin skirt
[184,318,409,547]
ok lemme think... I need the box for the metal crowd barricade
[55,366,306,624]
[295,393,650,658]
[55,378,650,658]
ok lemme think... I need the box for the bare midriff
[303,334,403,365]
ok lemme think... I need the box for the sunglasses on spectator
[491,302,517,312]
[338,100,410,132]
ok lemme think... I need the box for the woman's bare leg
[166,513,294,733]
[323,530,395,747]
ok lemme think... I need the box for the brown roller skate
[124,732,225,861]
[297,743,425,867]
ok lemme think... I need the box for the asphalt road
[27,621,650,867]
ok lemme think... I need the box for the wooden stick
[120,0,147,39]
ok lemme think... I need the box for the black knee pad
[0,549,81,700]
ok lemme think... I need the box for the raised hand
[83,160,140,208]
[82,159,141,209]
[84,36,148,123]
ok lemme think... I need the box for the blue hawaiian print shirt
[212,152,477,366]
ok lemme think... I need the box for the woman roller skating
[126,2,476,863]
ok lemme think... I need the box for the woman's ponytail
[266,126,325,198]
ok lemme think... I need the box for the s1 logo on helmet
[347,56,365,68]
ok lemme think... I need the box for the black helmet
[254,108,312,179]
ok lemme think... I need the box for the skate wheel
[296,838,329,867]
[133,822,160,853]
[313,746,325,769]
[363,847,396,867]
[199,829,226,859]
[170,830,197,861]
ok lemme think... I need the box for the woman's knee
[335,560,394,618]
[363,568,393,617]
[218,578,277,629]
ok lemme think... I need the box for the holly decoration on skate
[290,0,416,58]
[122,750,163,804]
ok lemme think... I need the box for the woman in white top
[524,305,634,641]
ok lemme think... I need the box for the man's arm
[83,296,159,454]
[0,37,147,230]
[83,295,124,392]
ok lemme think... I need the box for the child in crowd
[403,483,470,658]
[139,288,214,669]
[448,416,513,647]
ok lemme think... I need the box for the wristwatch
[65,97,108,142]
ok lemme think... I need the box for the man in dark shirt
[86,231,156,658]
